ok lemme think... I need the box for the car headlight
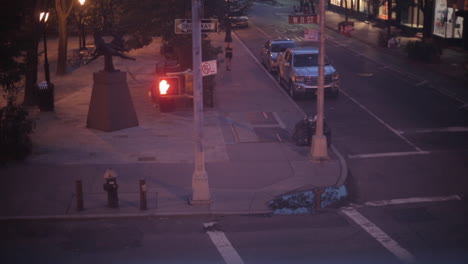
[293,75,305,82]
[332,72,339,81]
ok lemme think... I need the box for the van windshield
[293,54,330,67]
[271,43,296,53]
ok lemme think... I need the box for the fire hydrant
[103,168,119,208]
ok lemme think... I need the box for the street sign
[288,15,319,24]
[304,29,319,41]
[175,19,218,34]
[201,60,217,76]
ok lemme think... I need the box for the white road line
[272,111,287,129]
[348,151,430,159]
[232,31,307,118]
[255,26,270,37]
[363,195,462,207]
[398,126,468,134]
[204,222,245,264]
[275,132,283,141]
[339,89,423,152]
[414,80,428,86]
[341,207,417,264]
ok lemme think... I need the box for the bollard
[103,168,119,208]
[75,180,84,211]
[313,188,324,210]
[139,179,147,210]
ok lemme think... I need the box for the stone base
[87,71,139,132]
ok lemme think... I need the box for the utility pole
[190,0,211,204]
[310,0,328,160]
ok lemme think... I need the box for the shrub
[0,102,35,163]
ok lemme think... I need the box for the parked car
[260,39,297,73]
[277,47,340,99]
[230,16,248,28]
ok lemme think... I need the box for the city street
[238,0,468,203]
[1,199,467,263]
[2,1,468,263]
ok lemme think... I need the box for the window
[293,54,330,67]
[271,43,296,52]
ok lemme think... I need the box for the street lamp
[39,11,50,84]
[38,11,54,112]
[78,0,87,51]
[224,0,232,43]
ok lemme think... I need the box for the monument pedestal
[87,71,139,132]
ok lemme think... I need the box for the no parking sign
[201,60,217,76]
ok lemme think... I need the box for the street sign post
[288,15,319,24]
[201,60,217,76]
[175,19,218,34]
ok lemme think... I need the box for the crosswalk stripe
[204,222,244,264]
[341,207,416,263]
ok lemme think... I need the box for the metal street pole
[310,0,328,160]
[190,0,211,204]
[40,12,51,84]
[43,22,50,84]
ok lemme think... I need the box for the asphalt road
[236,1,468,203]
[2,201,467,263]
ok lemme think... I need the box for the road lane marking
[272,112,287,129]
[363,195,462,207]
[204,222,245,264]
[232,31,307,118]
[398,126,468,134]
[341,207,416,263]
[348,151,430,159]
[414,80,428,86]
[339,89,423,152]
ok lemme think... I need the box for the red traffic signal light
[158,76,180,96]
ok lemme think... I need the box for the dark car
[260,39,297,73]
[230,16,248,28]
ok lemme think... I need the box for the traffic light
[157,76,180,96]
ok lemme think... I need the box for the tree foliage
[0,0,37,163]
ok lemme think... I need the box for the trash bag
[292,116,332,147]
[292,118,312,146]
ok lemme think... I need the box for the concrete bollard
[313,188,324,210]
[75,180,84,211]
[139,179,147,210]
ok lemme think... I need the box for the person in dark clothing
[225,43,233,71]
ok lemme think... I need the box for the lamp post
[310,0,328,160]
[78,0,87,51]
[224,0,232,43]
[38,11,54,112]
[39,11,50,84]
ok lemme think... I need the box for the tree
[1,1,36,162]
[55,0,74,76]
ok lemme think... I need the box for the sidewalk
[0,30,345,219]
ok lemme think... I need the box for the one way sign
[175,19,218,34]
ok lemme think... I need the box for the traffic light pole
[310,0,328,160]
[190,0,211,204]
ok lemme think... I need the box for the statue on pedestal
[85,31,136,71]
[85,30,139,132]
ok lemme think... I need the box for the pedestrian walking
[225,43,233,71]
